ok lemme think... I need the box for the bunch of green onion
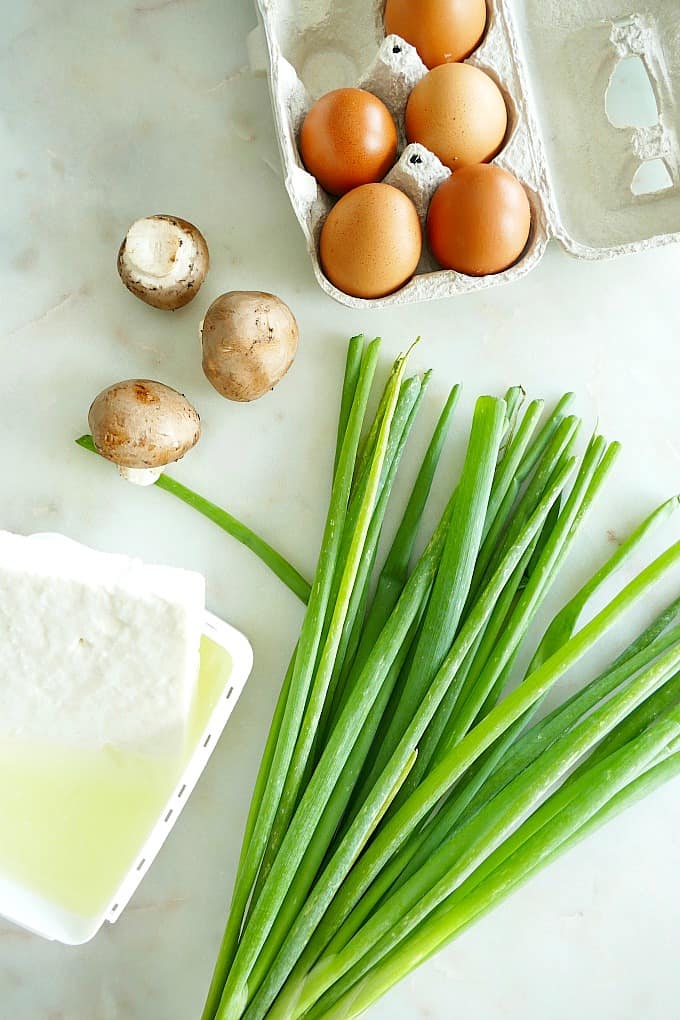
[83,336,680,1019]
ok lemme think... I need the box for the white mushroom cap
[117,215,209,310]
[88,379,201,485]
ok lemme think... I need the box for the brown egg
[385,0,487,68]
[427,164,531,276]
[406,63,507,170]
[320,184,422,299]
[300,89,398,196]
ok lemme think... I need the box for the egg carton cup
[0,611,253,945]
[250,0,680,307]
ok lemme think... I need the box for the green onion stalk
[76,338,680,1020]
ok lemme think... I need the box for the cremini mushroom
[117,215,209,310]
[88,380,201,485]
[200,290,299,402]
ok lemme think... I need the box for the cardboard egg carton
[251,0,680,307]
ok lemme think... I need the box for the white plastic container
[250,0,680,307]
[0,610,253,945]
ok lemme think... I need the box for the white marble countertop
[2,2,680,1018]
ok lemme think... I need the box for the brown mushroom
[117,215,209,310]
[200,291,299,402]
[88,380,201,485]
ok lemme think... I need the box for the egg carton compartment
[252,0,680,307]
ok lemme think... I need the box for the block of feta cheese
[0,532,205,753]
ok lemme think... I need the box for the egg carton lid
[507,1,680,259]
[250,0,680,304]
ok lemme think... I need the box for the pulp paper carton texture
[251,0,680,306]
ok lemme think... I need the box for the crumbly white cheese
[0,532,205,753]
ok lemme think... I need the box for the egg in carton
[250,0,680,307]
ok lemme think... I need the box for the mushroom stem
[124,217,193,281]
[119,465,164,486]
